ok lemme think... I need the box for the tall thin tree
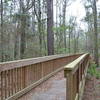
[1,0,4,62]
[92,0,99,66]
[47,0,54,55]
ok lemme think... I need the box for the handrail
[0,53,82,100]
[0,53,83,72]
[64,54,87,70]
[64,53,90,100]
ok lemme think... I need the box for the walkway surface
[19,71,66,100]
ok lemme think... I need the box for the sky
[66,0,86,30]
[67,0,100,30]
[54,0,100,31]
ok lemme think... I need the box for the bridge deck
[0,54,90,100]
[19,71,66,100]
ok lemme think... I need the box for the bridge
[0,53,90,100]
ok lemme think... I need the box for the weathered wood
[6,66,64,100]
[64,53,90,100]
[64,54,88,73]
[0,53,82,100]
[0,53,82,72]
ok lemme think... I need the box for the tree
[62,0,67,52]
[92,0,99,66]
[83,0,99,66]
[0,0,4,62]
[47,0,54,55]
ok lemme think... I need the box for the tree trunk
[20,14,26,59]
[0,0,4,62]
[38,0,42,55]
[92,0,99,66]
[68,29,71,54]
[19,0,27,59]
[14,23,21,60]
[47,0,54,55]
[62,0,67,52]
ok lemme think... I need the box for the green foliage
[4,0,12,3]
[55,47,69,54]
[53,25,69,33]
[88,63,100,79]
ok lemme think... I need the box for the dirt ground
[82,69,100,100]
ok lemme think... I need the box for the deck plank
[18,71,66,100]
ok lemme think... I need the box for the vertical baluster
[6,70,9,98]
[11,69,13,96]
[40,63,42,79]
[17,68,20,91]
[26,66,28,86]
[36,64,38,81]
[41,63,43,78]
[1,72,3,100]
[22,67,24,88]
[47,62,49,75]
[4,71,7,99]
[13,69,16,94]
[77,68,79,93]
[3,71,5,100]
[0,72,1,100]
[24,67,26,87]
[21,67,23,89]
[27,66,30,85]
[39,63,40,79]
[38,64,40,80]
[30,65,33,84]
[17,68,19,92]
[31,65,33,82]
[33,65,35,82]
[20,68,22,90]
[74,73,77,99]
[8,70,10,97]
[15,68,17,93]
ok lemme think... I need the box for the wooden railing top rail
[64,53,89,73]
[0,53,83,72]
[64,53,90,100]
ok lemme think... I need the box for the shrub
[88,63,100,79]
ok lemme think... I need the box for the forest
[0,0,100,66]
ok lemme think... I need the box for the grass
[88,62,100,79]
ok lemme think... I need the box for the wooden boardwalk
[19,71,66,100]
[0,53,90,100]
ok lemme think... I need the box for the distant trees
[83,0,99,66]
[1,0,99,63]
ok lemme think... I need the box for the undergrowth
[88,62,100,79]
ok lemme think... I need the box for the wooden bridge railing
[0,53,82,100]
[64,53,90,100]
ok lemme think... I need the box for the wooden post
[64,54,90,100]
[64,70,74,100]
